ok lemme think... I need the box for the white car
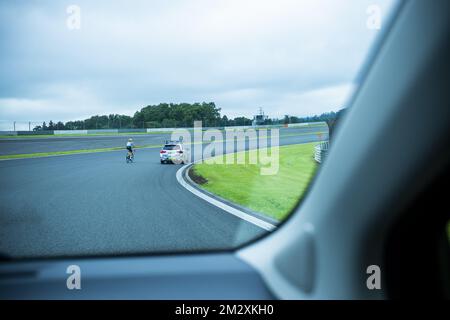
[159,140,187,164]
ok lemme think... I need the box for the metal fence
[314,141,329,164]
[0,121,46,132]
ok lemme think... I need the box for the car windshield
[0,0,398,259]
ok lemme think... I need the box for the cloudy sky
[0,0,397,129]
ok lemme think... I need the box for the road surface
[0,126,328,258]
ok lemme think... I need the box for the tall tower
[252,108,268,126]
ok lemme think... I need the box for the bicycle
[126,149,135,163]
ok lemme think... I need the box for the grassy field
[192,142,318,221]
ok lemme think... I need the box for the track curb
[176,162,278,231]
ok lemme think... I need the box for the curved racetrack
[0,126,328,258]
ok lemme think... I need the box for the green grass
[192,142,318,221]
[0,144,161,160]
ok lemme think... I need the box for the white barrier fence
[314,141,329,164]
[0,121,328,136]
[54,130,88,135]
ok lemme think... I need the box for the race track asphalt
[0,126,328,258]
[0,125,327,155]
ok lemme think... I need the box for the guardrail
[314,141,329,163]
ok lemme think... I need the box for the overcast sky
[0,0,397,129]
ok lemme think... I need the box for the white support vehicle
[159,140,187,164]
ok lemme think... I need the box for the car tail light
[160,150,166,154]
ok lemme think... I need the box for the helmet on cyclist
[128,138,133,142]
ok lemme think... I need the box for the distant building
[252,108,268,126]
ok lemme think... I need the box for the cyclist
[126,138,134,159]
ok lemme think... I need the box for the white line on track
[176,164,277,232]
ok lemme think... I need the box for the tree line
[33,102,344,131]
[284,110,345,125]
